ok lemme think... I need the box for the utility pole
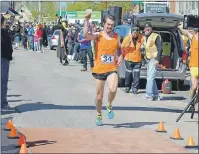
[106,1,108,10]
[59,1,62,17]
[39,1,41,23]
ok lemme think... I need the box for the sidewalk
[19,128,188,153]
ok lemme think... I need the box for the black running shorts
[92,71,117,81]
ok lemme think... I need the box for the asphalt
[1,117,19,154]
[1,47,198,153]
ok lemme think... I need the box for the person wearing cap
[1,14,13,110]
[142,22,162,101]
[121,27,143,94]
[178,24,198,103]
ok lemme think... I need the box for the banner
[56,11,101,19]
[76,11,101,19]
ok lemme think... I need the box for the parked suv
[115,13,187,90]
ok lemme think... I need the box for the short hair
[103,14,115,24]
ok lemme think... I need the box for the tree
[66,2,93,11]
[66,1,132,13]
[41,1,56,19]
[23,1,56,21]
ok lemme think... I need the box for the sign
[56,11,77,18]
[66,12,77,19]
[76,11,101,19]
[132,0,143,5]
[56,11,101,19]
[145,3,167,13]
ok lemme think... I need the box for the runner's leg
[107,72,118,106]
[95,79,105,114]
[106,72,118,119]
[95,79,105,125]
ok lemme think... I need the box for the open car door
[134,13,183,28]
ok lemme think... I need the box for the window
[114,27,131,37]
[54,30,60,35]
[186,2,188,9]
[191,1,195,9]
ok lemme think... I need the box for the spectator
[1,14,13,110]
[37,24,44,53]
[78,30,94,71]
[13,21,21,50]
[28,23,34,51]
[33,27,39,52]
[43,23,48,47]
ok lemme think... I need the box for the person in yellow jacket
[179,24,198,100]
[141,22,163,101]
[121,27,143,94]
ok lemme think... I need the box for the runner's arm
[117,35,123,65]
[83,19,98,40]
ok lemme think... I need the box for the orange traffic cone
[7,126,19,139]
[19,143,28,154]
[4,120,13,131]
[16,134,29,148]
[155,122,167,133]
[185,136,198,148]
[170,128,183,140]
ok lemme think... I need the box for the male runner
[83,12,123,126]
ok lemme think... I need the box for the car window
[54,30,60,35]
[114,27,131,37]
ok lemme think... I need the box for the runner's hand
[85,9,92,21]
[117,55,123,66]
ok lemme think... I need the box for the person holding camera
[141,23,162,101]
[179,24,198,100]
[121,27,143,94]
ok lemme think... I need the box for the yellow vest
[143,33,160,59]
[182,35,188,48]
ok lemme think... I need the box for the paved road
[1,48,198,153]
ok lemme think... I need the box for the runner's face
[104,18,114,33]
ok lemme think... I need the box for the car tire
[118,78,125,87]
[50,46,53,50]
[173,80,185,91]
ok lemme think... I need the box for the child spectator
[34,28,39,52]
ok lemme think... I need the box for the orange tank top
[92,31,119,74]
[189,33,199,67]
[123,34,143,63]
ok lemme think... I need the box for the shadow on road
[7,94,22,97]
[15,103,185,113]
[103,122,159,128]
[27,140,56,147]
[1,107,19,115]
[8,99,32,103]
[161,96,186,101]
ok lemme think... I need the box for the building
[170,0,198,15]
[16,3,33,22]
[1,1,15,13]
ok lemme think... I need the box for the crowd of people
[55,18,101,71]
[8,21,54,52]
